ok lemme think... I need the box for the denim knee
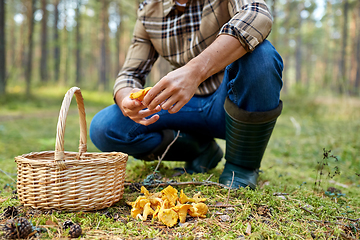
[224,40,283,112]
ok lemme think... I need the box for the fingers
[136,114,160,126]
[143,86,167,110]
[126,104,162,126]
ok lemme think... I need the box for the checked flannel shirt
[114,0,273,97]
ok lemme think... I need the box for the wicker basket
[15,87,128,211]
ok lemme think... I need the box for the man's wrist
[115,87,134,107]
[187,55,213,85]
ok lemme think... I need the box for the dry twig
[125,180,229,188]
[225,171,234,204]
[300,205,319,216]
[153,130,180,174]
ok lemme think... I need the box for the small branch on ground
[208,204,242,208]
[300,205,319,216]
[225,171,234,204]
[125,180,229,189]
[335,217,360,222]
[153,130,180,175]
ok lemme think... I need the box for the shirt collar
[163,0,176,16]
[163,0,192,16]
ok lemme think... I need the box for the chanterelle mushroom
[139,202,154,221]
[161,185,178,207]
[172,203,192,223]
[128,185,209,226]
[192,192,207,203]
[158,200,178,227]
[179,189,195,204]
[189,203,208,218]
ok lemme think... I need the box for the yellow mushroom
[129,87,152,101]
[139,198,150,208]
[172,204,192,223]
[159,208,178,227]
[128,187,209,225]
[141,186,150,198]
[192,192,207,203]
[151,204,161,223]
[158,200,178,227]
[188,203,208,218]
[127,195,146,208]
[128,196,150,219]
[138,202,154,221]
[161,185,178,207]
[131,207,143,219]
[179,189,195,204]
[149,197,163,210]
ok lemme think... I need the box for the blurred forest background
[0,0,359,97]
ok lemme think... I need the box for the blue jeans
[90,40,283,157]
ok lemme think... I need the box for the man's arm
[143,34,247,113]
[113,17,162,126]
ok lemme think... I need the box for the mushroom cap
[158,208,179,227]
[161,186,178,207]
[129,87,152,101]
[129,196,150,219]
[131,207,143,219]
[149,197,163,209]
[127,196,148,209]
[179,189,195,204]
[172,204,192,223]
[189,203,208,218]
[141,186,150,198]
[193,192,207,203]
[141,202,155,221]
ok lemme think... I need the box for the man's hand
[142,65,202,114]
[115,87,161,126]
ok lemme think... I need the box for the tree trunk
[75,0,82,86]
[0,0,6,95]
[54,0,60,82]
[115,1,122,74]
[295,3,303,84]
[349,6,357,93]
[355,2,360,91]
[99,0,109,90]
[338,0,349,94]
[281,0,292,93]
[40,0,48,82]
[270,0,277,49]
[26,0,36,97]
[61,0,69,85]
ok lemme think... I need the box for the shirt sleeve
[113,18,159,97]
[219,0,273,52]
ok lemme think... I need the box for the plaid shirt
[114,0,273,96]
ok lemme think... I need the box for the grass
[1,86,360,239]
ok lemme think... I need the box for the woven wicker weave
[15,87,128,211]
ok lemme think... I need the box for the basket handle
[55,87,87,169]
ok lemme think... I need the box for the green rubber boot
[140,130,223,174]
[219,97,283,189]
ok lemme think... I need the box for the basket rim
[15,150,128,165]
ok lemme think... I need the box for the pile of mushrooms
[127,185,208,227]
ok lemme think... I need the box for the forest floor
[0,86,360,239]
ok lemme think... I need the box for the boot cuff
[224,97,283,124]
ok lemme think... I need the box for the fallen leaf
[45,220,57,226]
[220,215,230,222]
[246,223,251,235]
